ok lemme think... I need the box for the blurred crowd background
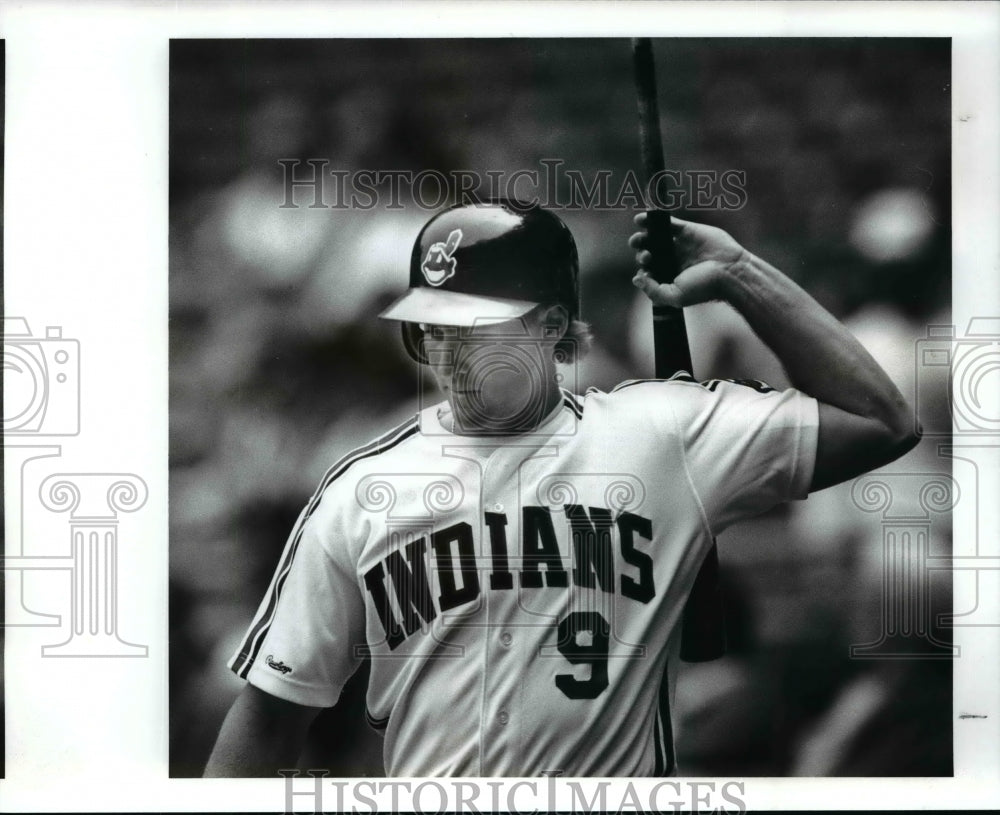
[169,38,953,777]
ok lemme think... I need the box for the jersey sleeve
[667,378,819,535]
[227,493,366,708]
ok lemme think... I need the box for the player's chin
[452,392,545,434]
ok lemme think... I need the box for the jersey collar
[419,397,576,440]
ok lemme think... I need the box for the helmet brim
[378,287,538,327]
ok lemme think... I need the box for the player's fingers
[666,217,698,248]
[632,270,684,307]
[634,249,654,269]
[630,224,680,247]
[628,231,649,251]
[670,224,711,267]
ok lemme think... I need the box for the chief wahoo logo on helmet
[380,199,581,365]
[421,229,463,286]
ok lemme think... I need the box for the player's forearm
[203,687,315,777]
[722,250,917,442]
[203,707,301,777]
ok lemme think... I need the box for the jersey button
[500,632,513,647]
[498,709,510,725]
[494,502,504,512]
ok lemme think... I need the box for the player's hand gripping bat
[631,38,726,663]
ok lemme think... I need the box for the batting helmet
[379,199,580,363]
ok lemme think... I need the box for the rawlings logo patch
[421,229,463,286]
[265,654,292,674]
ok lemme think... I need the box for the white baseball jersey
[230,375,818,776]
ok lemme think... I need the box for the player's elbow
[812,403,921,491]
[878,396,922,463]
[861,403,922,472]
[877,418,922,465]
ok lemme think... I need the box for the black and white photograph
[2,2,999,812]
[169,37,954,780]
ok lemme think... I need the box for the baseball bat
[631,38,726,663]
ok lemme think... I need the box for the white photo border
[2,0,998,811]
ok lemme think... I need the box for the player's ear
[401,322,430,365]
[540,305,569,340]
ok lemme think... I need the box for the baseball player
[205,199,919,777]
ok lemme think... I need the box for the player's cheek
[429,364,453,391]
[475,344,546,406]
[476,365,523,404]
[422,345,453,389]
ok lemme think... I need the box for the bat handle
[642,207,679,286]
[644,209,693,377]
[631,40,725,667]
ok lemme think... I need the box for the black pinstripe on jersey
[611,373,696,393]
[231,415,420,679]
[653,682,675,776]
[611,373,775,395]
[365,706,390,732]
[560,389,585,419]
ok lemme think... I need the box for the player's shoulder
[572,374,780,417]
[308,413,423,509]
[609,374,776,395]
[598,374,776,398]
[286,414,424,564]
